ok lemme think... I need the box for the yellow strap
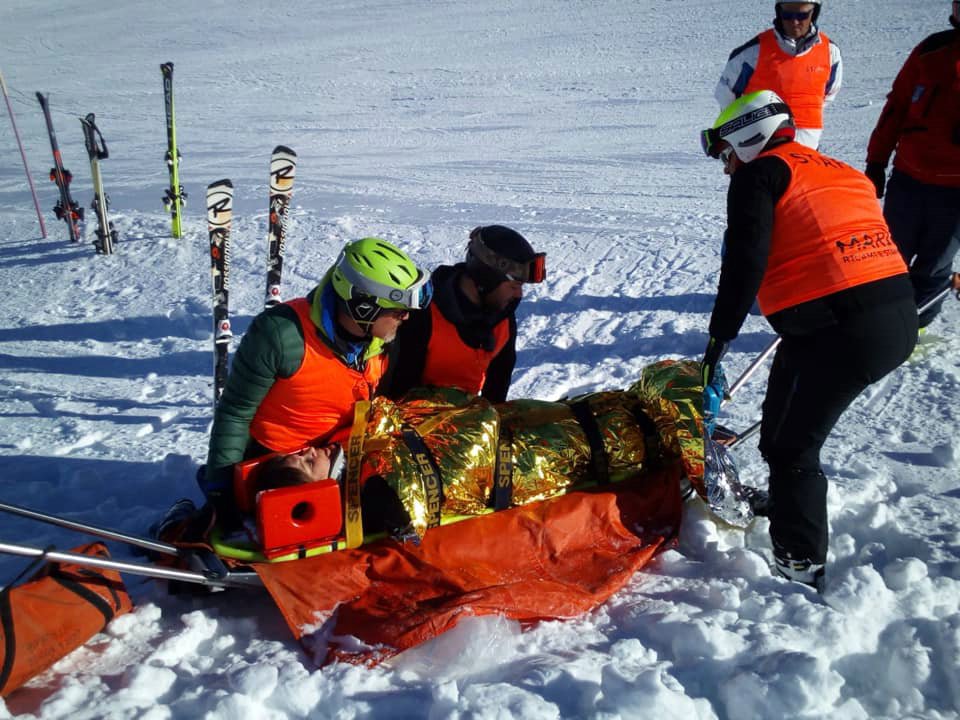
[344,400,369,549]
[413,408,458,438]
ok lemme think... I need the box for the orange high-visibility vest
[420,303,510,395]
[756,142,908,316]
[250,298,385,452]
[745,29,832,129]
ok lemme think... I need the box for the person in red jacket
[700,91,917,592]
[865,2,960,329]
[715,1,842,149]
[381,225,545,403]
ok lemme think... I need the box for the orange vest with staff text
[249,298,385,452]
[745,29,832,129]
[420,303,510,395]
[756,142,908,316]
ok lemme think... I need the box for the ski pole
[918,275,960,314]
[726,419,761,449]
[0,69,46,238]
[0,500,181,557]
[722,336,781,406]
[0,541,259,588]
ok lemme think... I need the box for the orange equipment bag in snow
[0,542,132,697]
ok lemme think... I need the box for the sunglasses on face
[780,9,813,21]
[379,307,411,320]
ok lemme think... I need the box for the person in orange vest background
[200,237,432,527]
[865,0,960,330]
[699,91,916,592]
[381,225,545,404]
[715,1,842,149]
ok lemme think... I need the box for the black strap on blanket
[568,400,610,485]
[630,407,661,468]
[400,426,443,529]
[492,425,514,510]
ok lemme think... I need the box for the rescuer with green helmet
[201,237,432,525]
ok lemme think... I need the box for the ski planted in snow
[79,113,118,255]
[36,92,83,242]
[264,145,297,309]
[207,179,234,407]
[161,62,186,238]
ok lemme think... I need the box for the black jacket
[381,264,518,403]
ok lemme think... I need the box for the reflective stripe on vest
[745,29,832,129]
[756,142,908,316]
[249,298,385,452]
[420,303,510,395]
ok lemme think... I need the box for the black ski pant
[759,296,917,564]
[884,169,960,328]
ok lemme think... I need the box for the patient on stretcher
[235,359,757,555]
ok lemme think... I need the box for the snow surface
[1,0,958,718]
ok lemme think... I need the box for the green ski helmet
[330,237,432,327]
[700,90,795,164]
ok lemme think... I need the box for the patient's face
[278,445,334,481]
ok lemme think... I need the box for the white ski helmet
[700,90,795,164]
[776,1,822,24]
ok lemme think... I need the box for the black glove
[701,337,729,388]
[864,162,887,199]
[197,464,245,533]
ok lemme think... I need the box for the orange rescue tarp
[255,461,682,665]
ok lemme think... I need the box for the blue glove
[701,337,729,437]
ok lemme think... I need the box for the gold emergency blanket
[629,359,706,491]
[360,359,708,539]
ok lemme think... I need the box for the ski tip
[208,178,233,189]
[273,145,297,156]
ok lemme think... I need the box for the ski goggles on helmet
[700,101,791,158]
[700,127,724,159]
[335,252,434,310]
[467,233,547,284]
